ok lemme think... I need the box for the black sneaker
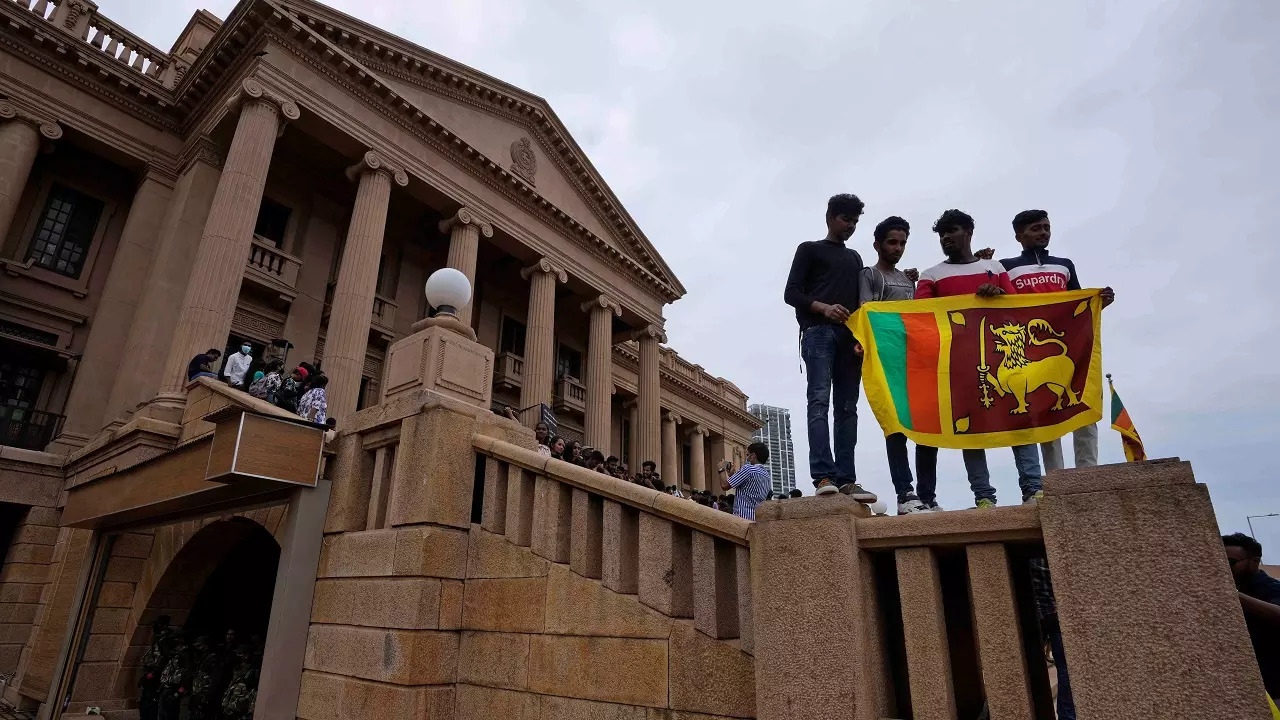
[839,483,878,503]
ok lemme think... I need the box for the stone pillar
[517,258,567,425]
[324,151,408,421]
[626,400,639,471]
[51,169,175,450]
[1040,460,1273,719]
[159,79,299,394]
[636,325,664,470]
[661,411,681,488]
[0,101,60,245]
[581,295,621,449]
[688,425,707,492]
[439,207,492,327]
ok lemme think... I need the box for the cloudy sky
[111,0,1280,551]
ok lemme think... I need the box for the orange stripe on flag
[902,313,941,434]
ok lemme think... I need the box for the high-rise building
[749,404,797,495]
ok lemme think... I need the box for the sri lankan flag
[848,289,1104,450]
[1108,375,1146,462]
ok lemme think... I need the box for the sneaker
[814,479,839,496]
[975,498,997,510]
[921,500,945,512]
[897,495,927,515]
[1022,490,1044,505]
[839,483,878,503]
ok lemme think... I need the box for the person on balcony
[534,422,552,457]
[275,366,307,413]
[222,343,253,388]
[298,374,328,425]
[248,360,283,402]
[547,435,567,461]
[785,194,876,502]
[1224,532,1280,699]
[717,441,771,521]
[186,349,221,382]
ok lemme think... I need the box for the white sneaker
[897,497,927,515]
[922,501,945,512]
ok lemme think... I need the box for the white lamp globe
[868,499,888,516]
[424,268,471,317]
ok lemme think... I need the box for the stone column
[581,295,621,449]
[51,169,174,450]
[661,411,681,488]
[688,425,708,492]
[159,79,299,394]
[324,151,408,421]
[625,400,639,471]
[439,207,492,327]
[518,258,567,425]
[636,325,665,471]
[0,101,60,245]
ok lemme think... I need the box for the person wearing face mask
[223,342,254,388]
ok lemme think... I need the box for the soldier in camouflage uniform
[137,615,173,720]
[220,642,259,720]
[155,631,192,720]
[186,635,229,720]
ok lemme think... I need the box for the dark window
[26,184,103,279]
[0,321,58,347]
[357,376,372,411]
[500,317,526,356]
[556,344,582,380]
[253,197,291,248]
[0,344,46,409]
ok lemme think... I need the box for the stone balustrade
[473,435,755,650]
[244,236,302,300]
[494,351,524,390]
[371,293,397,335]
[552,375,586,414]
[20,0,169,83]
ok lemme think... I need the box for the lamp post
[1246,513,1279,538]
[424,267,471,319]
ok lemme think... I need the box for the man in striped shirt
[718,442,772,521]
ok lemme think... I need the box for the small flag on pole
[1107,374,1146,462]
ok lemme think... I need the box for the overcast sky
[110,0,1280,553]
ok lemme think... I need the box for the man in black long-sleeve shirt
[783,194,875,501]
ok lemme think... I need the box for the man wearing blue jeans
[784,194,876,501]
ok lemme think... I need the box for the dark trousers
[885,433,938,504]
[802,324,861,485]
[138,685,160,720]
[1045,615,1076,720]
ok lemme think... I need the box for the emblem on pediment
[509,136,537,185]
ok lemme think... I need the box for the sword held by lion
[978,316,1082,415]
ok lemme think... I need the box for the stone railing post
[439,207,492,327]
[159,78,299,394]
[325,150,408,421]
[581,295,621,449]
[1041,460,1273,719]
[0,101,60,245]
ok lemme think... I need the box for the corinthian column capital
[439,207,494,238]
[521,257,568,283]
[227,77,301,130]
[0,100,63,141]
[581,294,622,316]
[345,150,409,187]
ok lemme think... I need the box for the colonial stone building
[0,2,1271,720]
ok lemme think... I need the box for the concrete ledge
[1043,457,1191,496]
[755,494,872,522]
[855,503,1042,549]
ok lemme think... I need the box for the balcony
[243,236,302,304]
[553,375,586,414]
[0,406,63,452]
[322,285,400,343]
[495,352,524,391]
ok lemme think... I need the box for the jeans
[1048,619,1077,719]
[886,433,937,504]
[1041,423,1099,472]
[801,324,861,485]
[915,446,995,502]
[913,445,1042,504]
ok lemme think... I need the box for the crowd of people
[527,421,801,521]
[785,195,1115,515]
[187,346,334,430]
[137,615,263,720]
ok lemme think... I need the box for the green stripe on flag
[1111,387,1126,425]
[868,312,912,430]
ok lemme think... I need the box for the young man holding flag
[999,210,1115,471]
[916,209,1044,508]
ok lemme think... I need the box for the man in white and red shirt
[999,210,1114,472]
[915,209,1043,509]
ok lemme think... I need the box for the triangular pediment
[257,0,685,299]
